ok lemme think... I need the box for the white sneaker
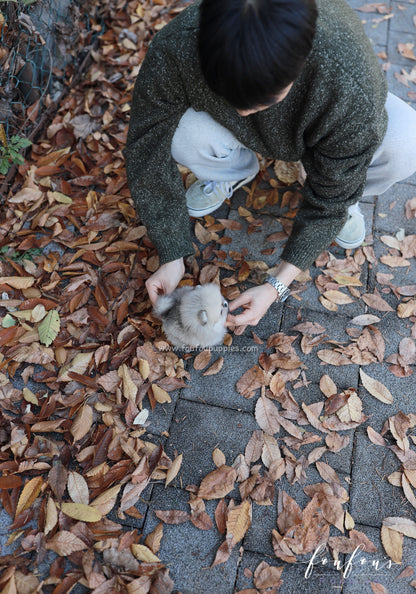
[335,203,366,249]
[186,173,257,217]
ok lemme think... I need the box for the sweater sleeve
[281,88,387,270]
[123,39,194,265]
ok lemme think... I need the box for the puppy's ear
[198,310,208,325]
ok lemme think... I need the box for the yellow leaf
[118,364,138,401]
[15,476,43,518]
[323,290,355,305]
[0,276,35,289]
[22,387,39,406]
[44,497,58,536]
[138,358,150,380]
[151,384,171,404]
[165,454,183,487]
[59,502,102,522]
[48,191,73,204]
[226,499,252,545]
[344,511,355,531]
[381,525,403,564]
[131,544,160,563]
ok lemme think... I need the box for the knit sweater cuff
[156,236,195,266]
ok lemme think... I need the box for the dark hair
[198,0,318,110]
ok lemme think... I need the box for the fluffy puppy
[153,283,228,348]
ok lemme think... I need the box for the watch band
[264,274,290,302]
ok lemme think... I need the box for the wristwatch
[264,274,290,302]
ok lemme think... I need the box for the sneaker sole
[334,229,366,249]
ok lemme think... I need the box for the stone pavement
[133,2,416,592]
[1,1,416,593]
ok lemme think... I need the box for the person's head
[198,0,318,112]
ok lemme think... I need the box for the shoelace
[202,180,233,199]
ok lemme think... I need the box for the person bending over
[124,0,416,328]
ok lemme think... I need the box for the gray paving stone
[182,335,264,413]
[145,388,182,436]
[165,399,258,489]
[235,549,346,594]
[280,307,360,391]
[349,427,416,527]
[342,523,416,594]
[388,29,416,67]
[244,466,351,558]
[391,1,416,33]
[374,182,416,234]
[143,484,240,594]
[358,358,416,429]
[223,209,287,270]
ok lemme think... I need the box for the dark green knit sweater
[124,0,387,270]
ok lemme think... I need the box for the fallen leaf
[360,369,393,404]
[15,476,43,518]
[60,502,102,522]
[45,531,88,555]
[198,465,237,500]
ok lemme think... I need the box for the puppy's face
[195,285,228,328]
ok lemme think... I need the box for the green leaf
[2,314,16,328]
[38,310,60,347]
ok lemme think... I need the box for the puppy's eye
[223,301,228,309]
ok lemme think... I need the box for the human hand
[145,257,185,306]
[226,283,278,329]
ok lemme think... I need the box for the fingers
[146,279,162,306]
[228,293,252,312]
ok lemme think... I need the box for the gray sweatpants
[171,93,416,197]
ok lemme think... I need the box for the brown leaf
[70,404,94,442]
[198,465,237,500]
[165,454,183,487]
[253,561,283,590]
[144,522,163,554]
[367,426,386,446]
[154,510,190,524]
[255,395,281,435]
[362,293,394,312]
[381,525,403,564]
[212,448,226,468]
[397,300,416,318]
[359,370,393,404]
[370,583,390,594]
[210,538,232,567]
[319,374,337,397]
[193,349,211,370]
[202,356,224,376]
[215,499,227,534]
[316,461,341,485]
[45,530,88,555]
[236,366,269,398]
[15,476,43,519]
[350,314,381,326]
[67,471,89,504]
[245,430,264,465]
[226,500,252,545]
[383,517,416,538]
